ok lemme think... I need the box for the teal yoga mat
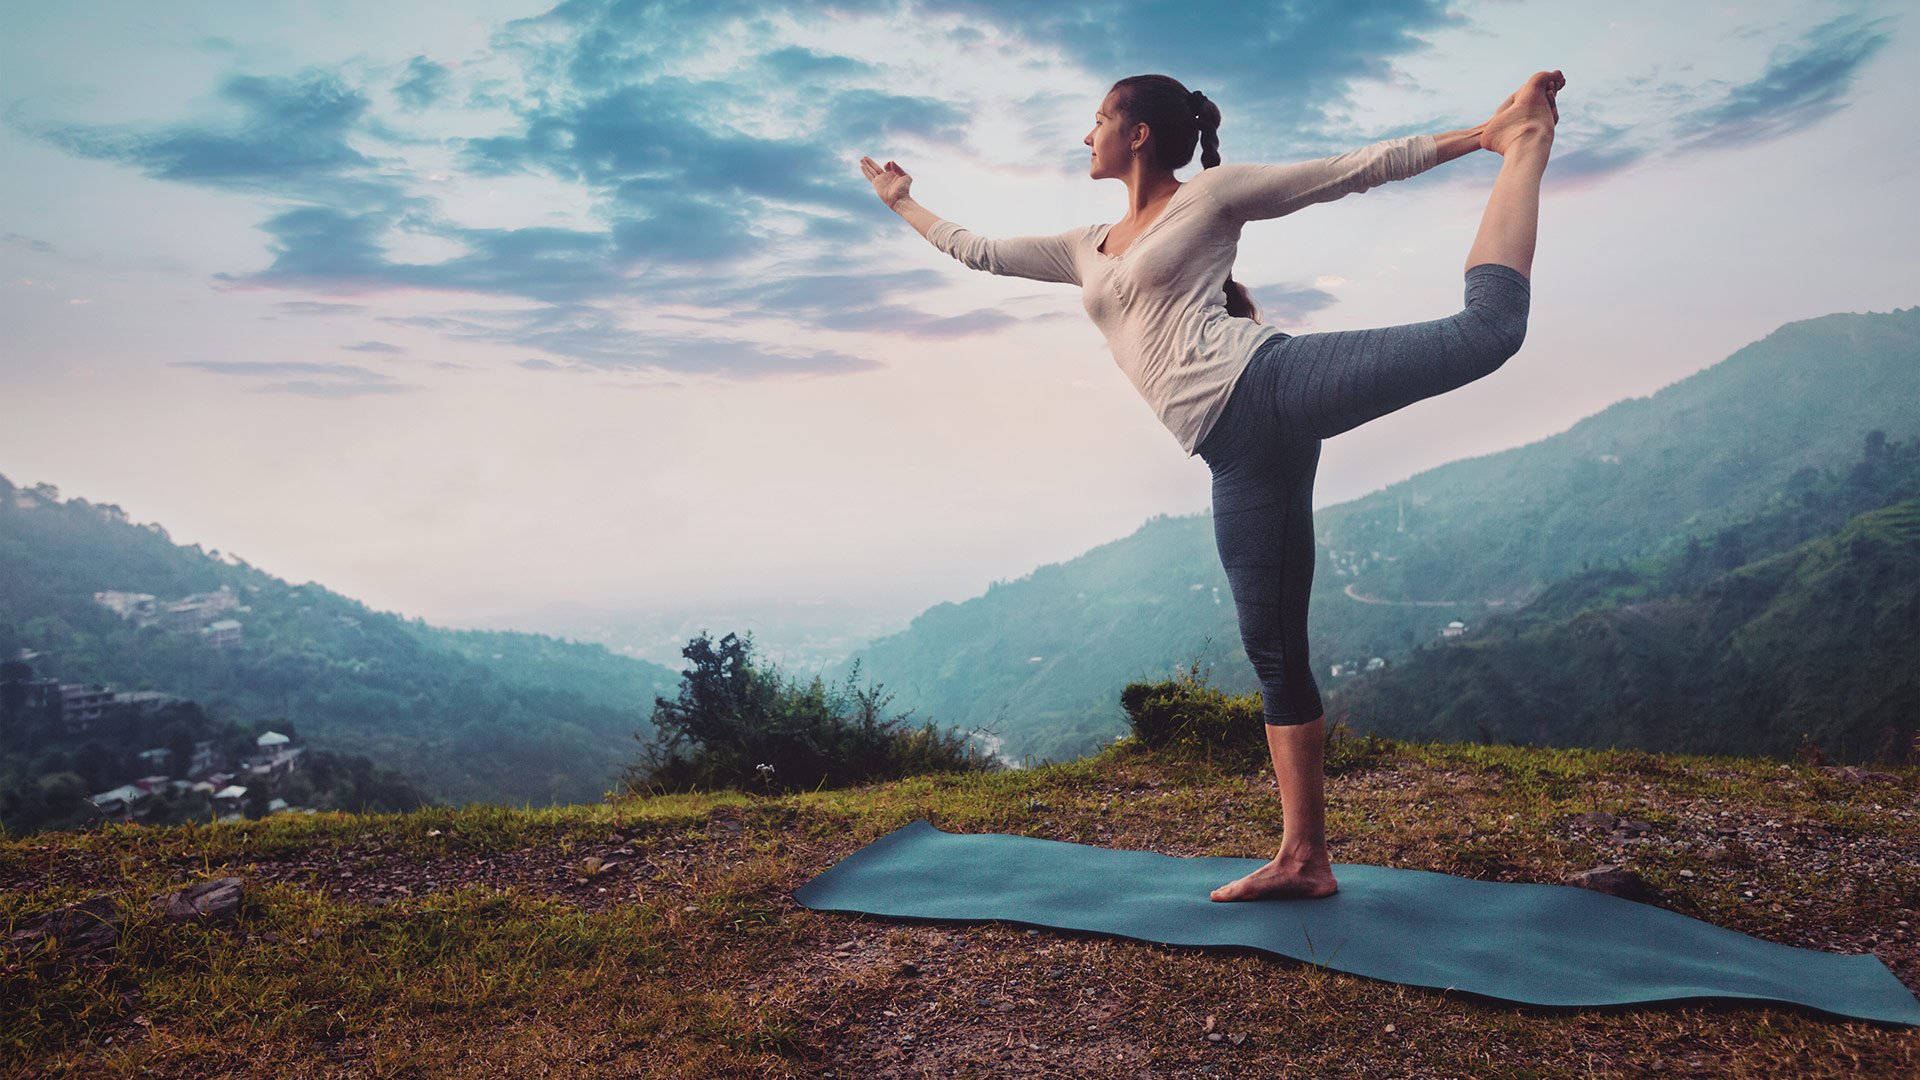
[793,819,1920,1026]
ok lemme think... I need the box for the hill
[1331,497,1920,763]
[824,307,1920,765]
[0,473,682,808]
[3,729,1914,1076]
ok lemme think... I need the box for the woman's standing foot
[1210,853,1338,901]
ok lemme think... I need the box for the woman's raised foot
[1482,70,1563,156]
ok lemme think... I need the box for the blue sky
[3,0,1914,628]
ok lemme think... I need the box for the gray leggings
[1193,262,1531,725]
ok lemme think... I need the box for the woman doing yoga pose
[860,69,1563,902]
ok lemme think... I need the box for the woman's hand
[1480,70,1563,156]
[860,155,912,208]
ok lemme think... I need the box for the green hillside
[0,474,681,808]
[825,307,1920,766]
[1329,496,1920,764]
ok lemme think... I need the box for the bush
[624,631,1000,795]
[1119,661,1398,775]
[1119,661,1266,769]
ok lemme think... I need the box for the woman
[859,70,1563,902]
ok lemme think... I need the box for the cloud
[275,300,367,315]
[170,358,420,397]
[1672,12,1892,152]
[251,380,420,398]
[342,340,406,353]
[1247,283,1340,328]
[394,56,453,109]
[27,70,402,207]
[3,233,56,254]
[376,304,883,378]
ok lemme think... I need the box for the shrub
[1120,662,1398,775]
[624,631,999,795]
[1119,661,1265,769]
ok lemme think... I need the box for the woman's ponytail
[1188,89,1261,323]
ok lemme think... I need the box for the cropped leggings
[1193,262,1532,726]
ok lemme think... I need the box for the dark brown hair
[1109,74,1260,323]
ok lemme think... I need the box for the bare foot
[1209,856,1338,902]
[1481,69,1563,155]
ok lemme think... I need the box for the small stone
[1207,1033,1224,1042]
[7,896,121,956]
[1228,1032,1247,1046]
[1564,864,1655,902]
[1384,1024,1396,1033]
[1678,870,1694,878]
[151,877,244,922]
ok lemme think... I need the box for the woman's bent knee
[1463,262,1531,365]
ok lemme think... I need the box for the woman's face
[1085,92,1137,179]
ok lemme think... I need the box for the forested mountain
[0,474,681,808]
[1331,491,1920,765]
[824,307,1920,765]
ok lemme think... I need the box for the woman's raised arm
[860,154,1081,285]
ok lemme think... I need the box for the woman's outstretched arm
[1201,134,1438,222]
[860,155,1081,284]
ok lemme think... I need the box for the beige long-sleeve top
[924,134,1439,456]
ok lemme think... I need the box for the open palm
[860,155,912,207]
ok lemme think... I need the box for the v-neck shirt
[1095,186,1189,257]
[924,134,1438,456]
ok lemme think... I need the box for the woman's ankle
[1275,840,1330,865]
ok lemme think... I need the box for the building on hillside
[1442,620,1467,638]
[90,783,149,819]
[247,745,305,780]
[189,739,220,778]
[1365,657,1387,672]
[132,775,171,795]
[202,619,243,649]
[93,590,158,622]
[114,689,176,713]
[137,747,171,770]
[60,684,114,731]
[212,785,247,816]
[5,674,63,718]
[256,731,291,748]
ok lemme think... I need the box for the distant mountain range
[5,305,1915,804]
[821,306,1920,766]
[0,477,682,808]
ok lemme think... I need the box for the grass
[2,700,1916,1078]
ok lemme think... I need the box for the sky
[3,0,1915,630]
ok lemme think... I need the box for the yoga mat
[793,819,1920,1026]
